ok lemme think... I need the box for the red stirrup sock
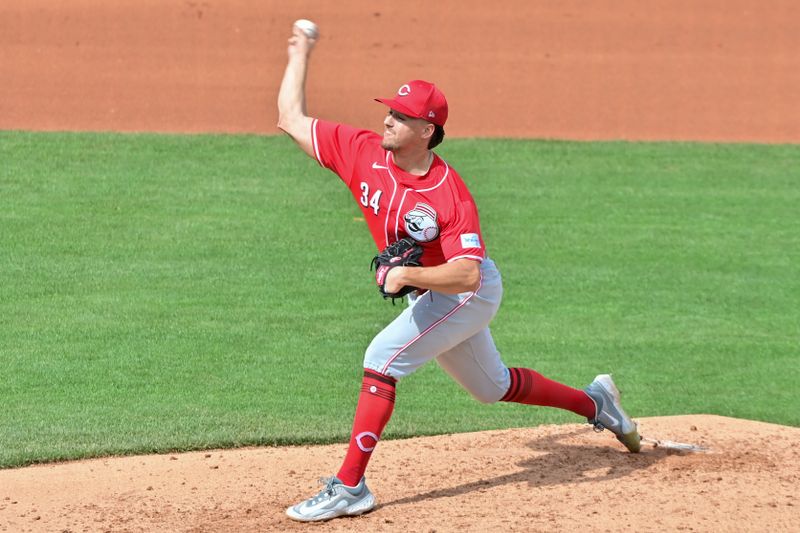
[336,369,397,487]
[500,367,596,419]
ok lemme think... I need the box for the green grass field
[1,131,798,469]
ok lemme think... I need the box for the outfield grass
[1,132,797,468]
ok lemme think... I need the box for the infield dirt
[2,0,799,141]
[1,416,799,532]
[1,1,798,532]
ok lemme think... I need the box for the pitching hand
[287,24,317,58]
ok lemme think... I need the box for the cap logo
[428,111,436,118]
[398,84,411,96]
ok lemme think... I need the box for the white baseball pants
[363,258,511,403]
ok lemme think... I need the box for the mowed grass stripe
[1,131,797,468]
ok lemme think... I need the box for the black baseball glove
[370,237,424,300]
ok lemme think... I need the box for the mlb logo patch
[460,233,481,249]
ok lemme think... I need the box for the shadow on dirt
[380,427,691,509]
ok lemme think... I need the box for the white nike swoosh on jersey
[372,162,389,170]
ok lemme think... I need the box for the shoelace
[309,477,338,504]
[587,389,604,433]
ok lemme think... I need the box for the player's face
[381,109,432,151]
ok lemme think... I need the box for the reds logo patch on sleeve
[460,233,481,248]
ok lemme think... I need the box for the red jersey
[311,119,486,267]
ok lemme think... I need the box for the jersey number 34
[360,182,382,216]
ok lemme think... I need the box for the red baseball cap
[375,80,448,127]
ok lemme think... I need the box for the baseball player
[277,23,641,522]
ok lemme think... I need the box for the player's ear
[420,122,435,140]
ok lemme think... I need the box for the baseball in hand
[294,19,319,39]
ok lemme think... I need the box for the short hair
[428,125,445,149]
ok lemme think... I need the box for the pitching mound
[1,415,797,532]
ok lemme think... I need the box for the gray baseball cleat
[584,374,641,453]
[286,476,376,522]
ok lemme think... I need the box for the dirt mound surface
[1,415,797,532]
